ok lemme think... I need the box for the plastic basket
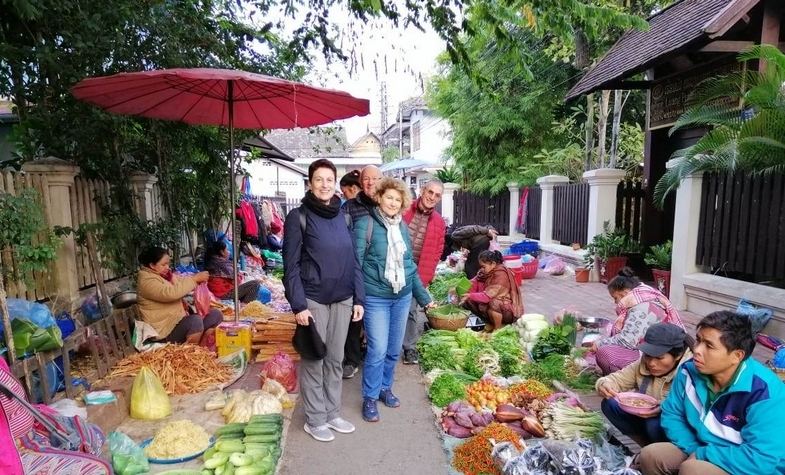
[519,258,539,279]
[510,240,539,257]
[503,255,523,268]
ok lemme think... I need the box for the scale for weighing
[576,316,611,346]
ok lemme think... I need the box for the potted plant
[584,222,639,284]
[645,240,672,296]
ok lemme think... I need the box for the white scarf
[380,211,407,293]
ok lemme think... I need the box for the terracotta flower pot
[652,269,671,297]
[575,267,590,283]
[599,256,629,284]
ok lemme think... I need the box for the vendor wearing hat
[596,323,693,447]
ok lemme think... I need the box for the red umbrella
[72,68,370,318]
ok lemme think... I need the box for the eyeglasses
[362,177,381,183]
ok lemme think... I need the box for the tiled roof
[399,96,428,119]
[263,127,350,159]
[566,0,738,99]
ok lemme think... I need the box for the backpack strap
[299,206,307,235]
[365,215,373,252]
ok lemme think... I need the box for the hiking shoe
[342,364,358,379]
[362,398,379,422]
[304,423,335,442]
[403,349,419,365]
[326,417,356,434]
[379,389,401,408]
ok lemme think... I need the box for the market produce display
[145,420,211,459]
[202,414,283,475]
[222,389,284,423]
[109,344,233,395]
[452,423,524,475]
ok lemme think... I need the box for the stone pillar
[441,182,460,226]
[583,168,627,243]
[507,182,521,238]
[668,161,704,310]
[129,172,158,221]
[536,175,569,244]
[21,157,80,305]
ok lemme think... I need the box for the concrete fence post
[667,160,704,310]
[129,172,159,221]
[583,168,627,243]
[535,175,569,243]
[507,182,521,238]
[441,182,460,226]
[21,157,80,306]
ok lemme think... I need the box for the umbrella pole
[228,80,240,322]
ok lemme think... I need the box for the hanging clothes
[236,201,259,239]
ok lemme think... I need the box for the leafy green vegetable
[428,273,468,303]
[489,326,524,377]
[418,341,459,373]
[462,342,500,378]
[531,323,574,362]
[520,354,597,391]
[428,373,469,407]
[428,304,470,319]
[455,328,481,349]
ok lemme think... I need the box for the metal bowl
[576,315,611,329]
[110,291,137,309]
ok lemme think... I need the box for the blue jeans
[362,293,412,399]
[601,398,667,445]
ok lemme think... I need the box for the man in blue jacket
[639,310,785,475]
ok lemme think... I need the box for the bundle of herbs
[428,273,467,303]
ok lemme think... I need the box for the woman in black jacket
[282,158,365,443]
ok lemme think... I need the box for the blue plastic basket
[510,240,539,257]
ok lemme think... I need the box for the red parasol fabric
[72,68,370,319]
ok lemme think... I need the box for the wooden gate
[616,179,646,242]
[523,186,541,239]
[553,183,589,245]
[454,190,510,235]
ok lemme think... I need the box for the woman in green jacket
[354,177,435,422]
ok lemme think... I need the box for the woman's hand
[295,309,313,326]
[193,271,210,283]
[597,381,619,399]
[637,406,662,419]
[352,305,364,322]
[424,301,437,311]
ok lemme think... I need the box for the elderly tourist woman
[136,247,222,345]
[282,158,365,443]
[459,250,524,331]
[203,241,261,303]
[594,267,684,375]
[354,177,435,423]
[596,323,693,447]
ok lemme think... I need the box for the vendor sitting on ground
[136,246,222,345]
[596,323,693,448]
[459,250,523,331]
[204,241,261,303]
[594,267,684,375]
[640,311,785,475]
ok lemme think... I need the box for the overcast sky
[302,17,447,143]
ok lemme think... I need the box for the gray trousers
[403,299,427,351]
[300,297,352,427]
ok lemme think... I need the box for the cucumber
[216,440,245,453]
[234,467,266,475]
[229,453,254,467]
[204,452,229,469]
[244,426,281,436]
[243,434,280,443]
[203,447,217,461]
[216,423,248,436]
[248,415,282,424]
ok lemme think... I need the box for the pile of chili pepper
[452,422,524,475]
[508,379,552,406]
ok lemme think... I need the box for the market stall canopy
[380,158,431,173]
[566,0,754,100]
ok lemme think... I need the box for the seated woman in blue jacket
[639,311,785,475]
[354,177,435,423]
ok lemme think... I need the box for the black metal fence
[454,189,511,235]
[523,186,541,239]
[553,183,589,246]
[697,171,785,281]
[616,179,646,242]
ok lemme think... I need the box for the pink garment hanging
[237,201,259,238]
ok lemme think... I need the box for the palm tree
[654,44,785,207]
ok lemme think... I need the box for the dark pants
[343,319,363,367]
[165,309,223,343]
[465,241,491,279]
[601,398,667,446]
[231,280,261,304]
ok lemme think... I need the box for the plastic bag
[109,431,149,475]
[129,366,171,420]
[7,298,56,328]
[736,298,773,335]
[489,238,501,252]
[544,257,566,276]
[80,294,103,322]
[194,283,213,317]
[257,286,272,304]
[261,351,297,393]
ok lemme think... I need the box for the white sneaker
[304,423,335,442]
[326,417,356,434]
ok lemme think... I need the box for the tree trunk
[574,29,590,70]
[597,90,611,168]
[584,93,595,171]
[0,275,17,366]
[609,89,624,168]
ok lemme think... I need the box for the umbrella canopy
[72,68,370,319]
[380,158,431,173]
[72,68,369,129]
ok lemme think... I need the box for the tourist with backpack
[282,159,365,442]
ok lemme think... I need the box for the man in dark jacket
[451,224,498,279]
[401,180,445,364]
[341,165,382,379]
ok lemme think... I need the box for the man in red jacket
[402,179,445,364]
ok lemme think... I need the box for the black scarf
[301,190,341,218]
